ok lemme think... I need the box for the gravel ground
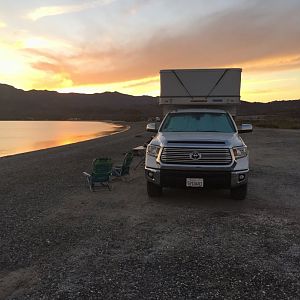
[0,123,299,299]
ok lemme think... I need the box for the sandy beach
[0,123,299,299]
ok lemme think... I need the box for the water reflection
[0,121,125,157]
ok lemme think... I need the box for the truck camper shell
[145,67,251,201]
[159,68,241,116]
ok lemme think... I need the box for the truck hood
[152,132,244,148]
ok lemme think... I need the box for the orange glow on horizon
[2,69,300,102]
[1,34,298,103]
[57,76,160,96]
[1,30,299,102]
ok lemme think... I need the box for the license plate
[186,178,204,187]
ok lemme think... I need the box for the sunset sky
[0,0,300,102]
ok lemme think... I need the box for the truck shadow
[157,188,247,210]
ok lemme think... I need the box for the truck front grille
[160,147,232,165]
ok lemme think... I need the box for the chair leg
[134,156,145,169]
[99,182,112,191]
[83,173,94,192]
[112,168,122,177]
[89,179,94,192]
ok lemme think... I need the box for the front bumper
[145,167,248,188]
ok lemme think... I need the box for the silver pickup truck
[145,108,252,200]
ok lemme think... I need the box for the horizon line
[0,82,299,104]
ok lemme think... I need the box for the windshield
[160,112,236,133]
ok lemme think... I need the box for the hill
[0,83,299,122]
[237,99,300,129]
[0,84,161,121]
[238,100,300,118]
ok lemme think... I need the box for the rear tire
[231,184,247,200]
[147,181,162,197]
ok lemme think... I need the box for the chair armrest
[112,165,122,170]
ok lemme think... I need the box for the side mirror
[238,123,253,134]
[146,122,158,133]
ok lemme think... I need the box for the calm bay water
[0,121,125,157]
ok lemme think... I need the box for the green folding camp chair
[83,158,113,191]
[112,152,134,177]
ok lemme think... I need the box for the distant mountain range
[0,83,299,121]
[0,83,160,121]
[238,98,300,118]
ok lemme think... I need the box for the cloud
[122,77,159,89]
[236,55,300,72]
[125,0,151,15]
[27,0,115,21]
[27,0,300,87]
[246,89,273,95]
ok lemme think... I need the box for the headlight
[232,146,248,159]
[147,144,161,157]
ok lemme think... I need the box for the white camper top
[159,68,242,116]
[159,68,241,106]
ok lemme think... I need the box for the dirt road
[0,124,299,299]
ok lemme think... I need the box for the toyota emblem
[190,151,202,160]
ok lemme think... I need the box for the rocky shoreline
[0,125,299,299]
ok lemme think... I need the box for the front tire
[147,181,162,197]
[231,184,247,200]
